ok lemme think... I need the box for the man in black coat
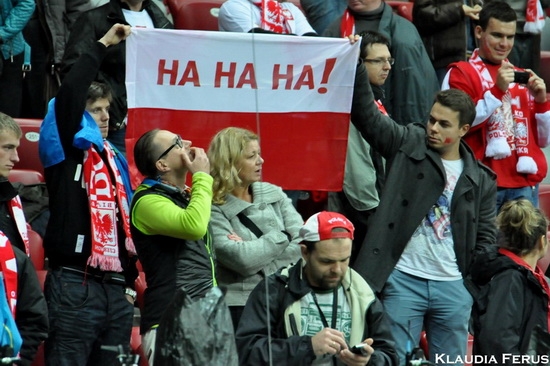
[350,62,497,365]
[61,0,173,154]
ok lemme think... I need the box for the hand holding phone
[350,343,368,356]
[513,71,530,84]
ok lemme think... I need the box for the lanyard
[310,287,338,329]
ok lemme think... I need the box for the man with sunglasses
[38,24,138,366]
[130,129,214,365]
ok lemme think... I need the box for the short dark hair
[478,1,516,30]
[134,129,161,178]
[359,30,390,60]
[87,81,112,104]
[302,228,351,252]
[434,89,476,127]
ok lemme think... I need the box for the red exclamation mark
[317,58,337,94]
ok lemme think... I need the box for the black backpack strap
[236,212,263,238]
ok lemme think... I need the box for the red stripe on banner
[126,108,349,191]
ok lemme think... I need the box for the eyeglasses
[364,58,395,66]
[157,135,183,161]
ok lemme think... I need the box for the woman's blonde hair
[208,127,259,204]
[497,199,548,256]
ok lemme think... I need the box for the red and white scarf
[340,9,355,37]
[0,234,17,317]
[84,142,135,272]
[525,0,545,34]
[8,197,28,256]
[469,49,538,175]
[251,0,293,34]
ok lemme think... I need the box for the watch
[125,287,137,300]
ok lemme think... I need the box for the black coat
[14,247,49,366]
[350,63,497,292]
[61,0,173,129]
[413,0,482,69]
[470,249,549,359]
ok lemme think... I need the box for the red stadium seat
[386,0,413,22]
[135,271,147,312]
[31,340,45,366]
[14,119,43,175]
[9,169,44,185]
[28,227,46,270]
[539,184,550,219]
[166,0,224,30]
[35,270,47,292]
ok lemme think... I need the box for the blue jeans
[496,184,538,213]
[44,269,134,366]
[381,270,472,366]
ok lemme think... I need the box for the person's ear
[459,124,471,138]
[300,244,308,262]
[474,25,483,40]
[155,159,167,173]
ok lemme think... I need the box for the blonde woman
[208,127,303,329]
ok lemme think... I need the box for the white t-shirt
[396,158,464,281]
[300,286,351,366]
[122,8,155,28]
[218,0,316,35]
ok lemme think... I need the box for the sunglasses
[157,135,183,161]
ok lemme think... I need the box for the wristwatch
[125,287,137,301]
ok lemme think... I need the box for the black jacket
[43,41,137,285]
[13,247,49,366]
[130,183,215,334]
[470,249,549,360]
[413,0,482,69]
[236,259,398,366]
[0,180,48,365]
[61,0,173,130]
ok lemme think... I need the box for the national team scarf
[84,142,136,272]
[375,99,388,115]
[251,0,292,34]
[499,248,550,331]
[0,235,21,357]
[525,0,545,34]
[8,197,28,256]
[340,9,355,37]
[0,234,17,318]
[469,49,537,175]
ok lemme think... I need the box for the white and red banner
[126,28,359,190]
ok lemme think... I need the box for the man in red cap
[235,211,398,366]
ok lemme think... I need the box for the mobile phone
[350,343,368,356]
[513,71,530,84]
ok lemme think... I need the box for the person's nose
[101,109,109,121]
[11,149,19,164]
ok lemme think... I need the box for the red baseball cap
[300,211,354,242]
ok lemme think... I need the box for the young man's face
[0,130,20,179]
[301,238,352,290]
[426,102,470,160]
[476,17,516,64]
[363,43,392,87]
[86,98,110,139]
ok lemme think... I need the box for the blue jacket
[0,0,34,59]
